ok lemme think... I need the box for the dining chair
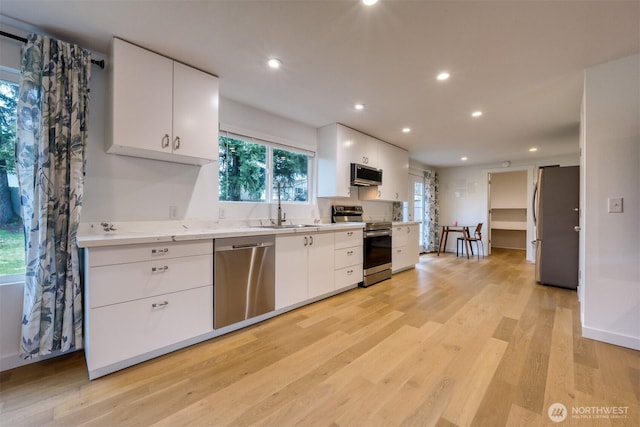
[457,223,484,259]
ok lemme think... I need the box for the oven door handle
[364,230,392,238]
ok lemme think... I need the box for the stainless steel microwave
[350,163,383,186]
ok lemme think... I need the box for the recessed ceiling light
[267,58,282,69]
[471,111,483,117]
[362,0,378,5]
[437,72,450,81]
[354,103,365,110]
[461,156,468,161]
[402,127,411,133]
[529,147,538,152]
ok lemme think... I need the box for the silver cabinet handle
[152,266,169,272]
[347,269,353,275]
[304,236,308,246]
[161,134,170,148]
[309,236,314,246]
[347,250,353,255]
[378,190,381,198]
[395,193,399,199]
[173,136,181,150]
[152,248,169,255]
[152,301,169,309]
[347,231,353,236]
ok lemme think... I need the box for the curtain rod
[0,30,105,69]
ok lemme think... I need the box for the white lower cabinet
[275,231,335,309]
[83,229,365,379]
[87,285,212,372]
[392,224,420,273]
[334,228,363,288]
[83,240,213,379]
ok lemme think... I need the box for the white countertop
[77,221,365,248]
[392,221,421,226]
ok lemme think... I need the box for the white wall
[436,155,579,261]
[581,54,639,350]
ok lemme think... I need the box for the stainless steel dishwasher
[214,234,275,329]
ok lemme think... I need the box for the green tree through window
[218,134,310,203]
[219,135,267,201]
[273,148,308,202]
[0,79,25,279]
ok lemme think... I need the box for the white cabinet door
[379,143,408,201]
[307,232,335,299]
[342,126,377,167]
[318,123,350,198]
[108,38,218,165]
[392,224,420,273]
[110,38,173,155]
[275,234,309,309]
[172,62,219,161]
[87,285,212,372]
[362,143,409,202]
[393,225,409,248]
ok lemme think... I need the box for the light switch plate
[607,197,623,213]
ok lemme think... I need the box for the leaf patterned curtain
[423,169,439,252]
[15,34,91,358]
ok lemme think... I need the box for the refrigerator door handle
[532,182,538,226]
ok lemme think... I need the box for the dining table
[437,224,474,258]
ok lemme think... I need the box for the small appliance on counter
[332,205,392,287]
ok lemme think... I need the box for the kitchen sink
[259,224,318,229]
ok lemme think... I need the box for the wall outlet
[219,207,226,219]
[607,197,623,213]
[169,205,178,219]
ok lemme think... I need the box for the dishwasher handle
[216,241,275,252]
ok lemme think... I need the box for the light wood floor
[1,249,638,426]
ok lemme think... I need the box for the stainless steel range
[332,205,392,287]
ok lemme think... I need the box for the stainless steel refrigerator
[532,166,580,289]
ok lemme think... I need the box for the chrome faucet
[277,182,286,226]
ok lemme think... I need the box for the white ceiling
[1,0,638,167]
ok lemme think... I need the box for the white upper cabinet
[345,132,378,167]
[107,38,219,165]
[317,123,354,198]
[318,123,401,198]
[359,140,409,202]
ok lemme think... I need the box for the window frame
[218,130,314,205]
[0,69,25,286]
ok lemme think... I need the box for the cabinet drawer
[87,285,213,370]
[334,229,363,250]
[335,264,363,289]
[88,254,213,308]
[88,240,213,267]
[392,226,409,248]
[335,245,363,269]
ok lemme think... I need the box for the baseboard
[582,325,640,351]
[0,349,69,372]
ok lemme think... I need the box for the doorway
[488,170,528,256]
